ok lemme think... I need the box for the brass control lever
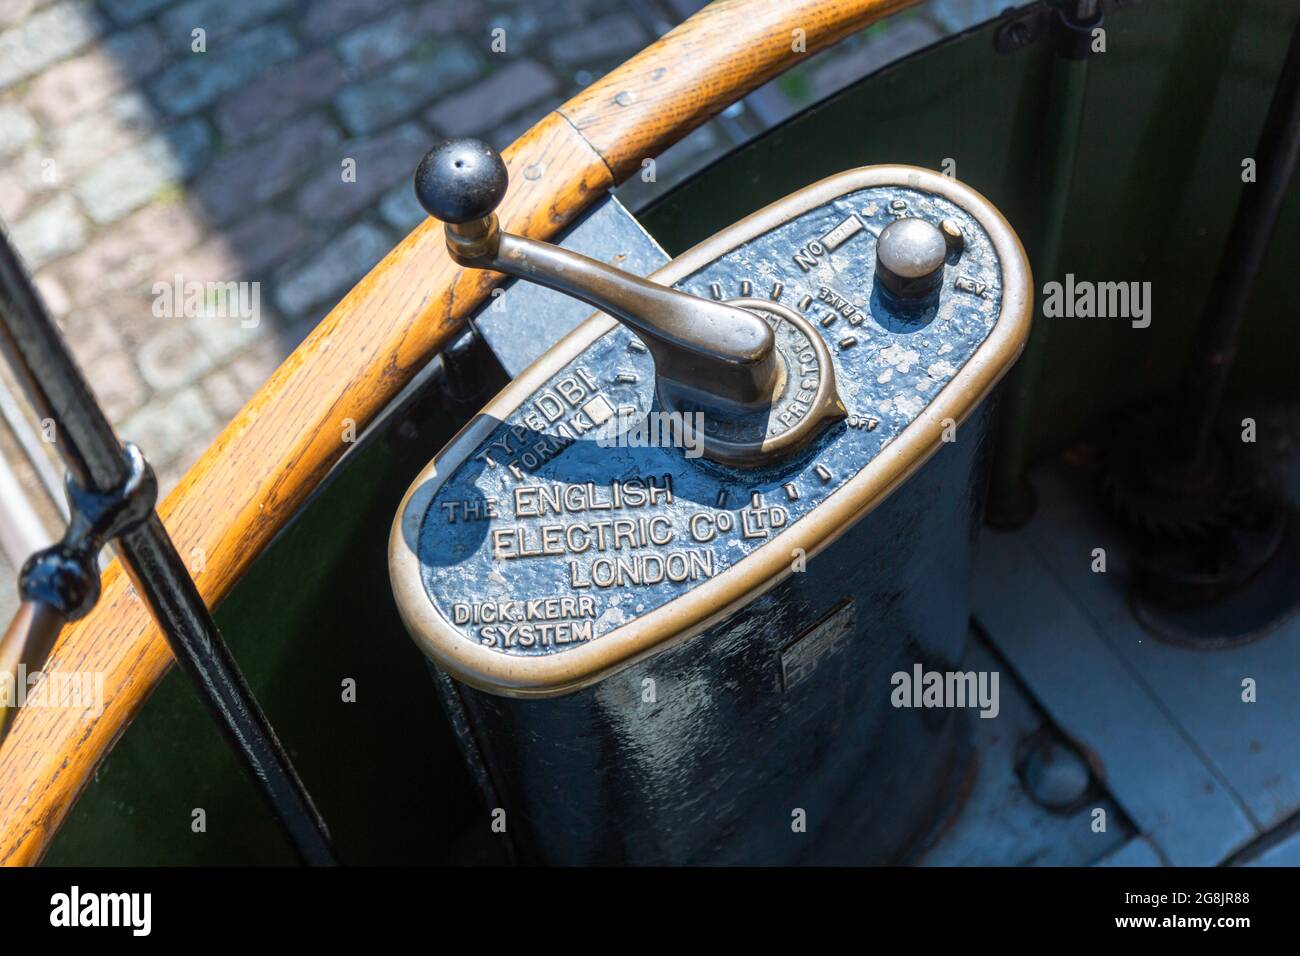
[414,139,780,408]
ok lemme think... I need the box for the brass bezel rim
[390,164,1033,699]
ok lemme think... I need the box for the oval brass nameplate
[391,166,1032,697]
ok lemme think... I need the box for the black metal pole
[0,231,336,866]
[1175,18,1300,472]
[115,516,337,865]
[0,238,124,493]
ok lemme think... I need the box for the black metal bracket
[995,0,1135,58]
[20,443,155,620]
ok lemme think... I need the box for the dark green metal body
[442,407,991,866]
[46,0,1300,865]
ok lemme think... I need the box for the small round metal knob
[875,217,949,299]
[414,138,508,224]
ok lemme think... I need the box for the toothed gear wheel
[1100,406,1253,540]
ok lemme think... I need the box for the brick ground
[0,0,980,591]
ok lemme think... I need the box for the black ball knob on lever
[414,139,510,262]
[414,139,508,223]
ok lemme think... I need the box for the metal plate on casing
[391,166,1032,697]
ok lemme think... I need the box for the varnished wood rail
[0,0,917,864]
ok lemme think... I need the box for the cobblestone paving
[0,0,982,597]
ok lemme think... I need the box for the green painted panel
[45,377,507,865]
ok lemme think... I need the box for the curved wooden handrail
[0,0,916,864]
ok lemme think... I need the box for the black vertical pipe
[985,2,1097,526]
[1176,18,1300,471]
